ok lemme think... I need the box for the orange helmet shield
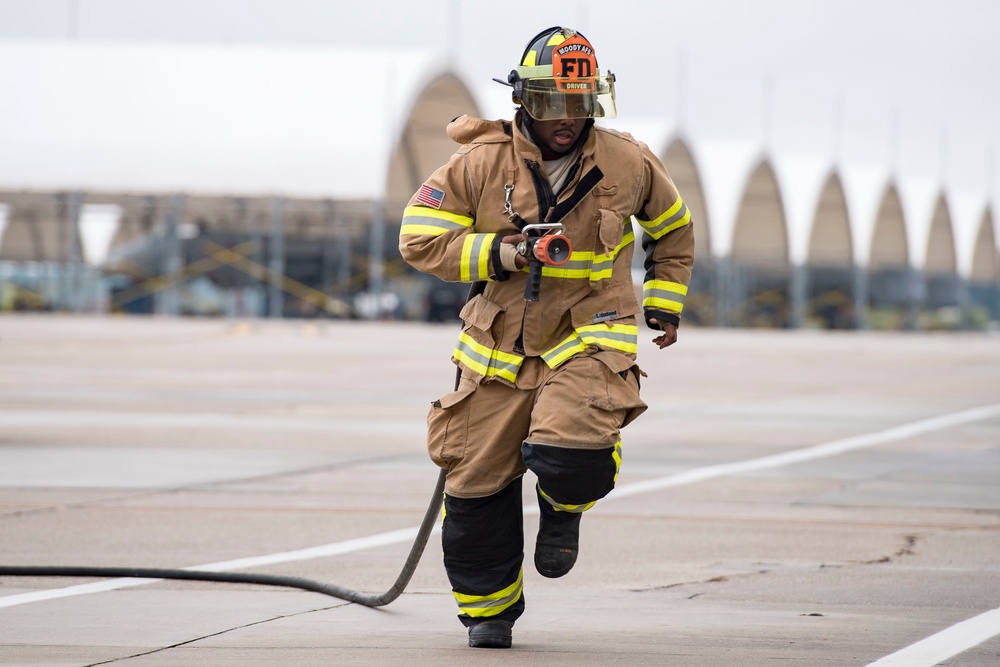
[551,34,599,93]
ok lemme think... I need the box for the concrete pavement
[1,314,998,666]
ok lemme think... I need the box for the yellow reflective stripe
[612,438,623,482]
[645,297,684,311]
[645,279,689,295]
[541,332,587,368]
[453,331,523,383]
[541,323,637,368]
[539,258,591,279]
[539,228,634,281]
[460,233,497,282]
[577,323,638,354]
[643,279,687,313]
[400,206,474,237]
[519,32,565,68]
[453,332,493,376]
[589,227,634,282]
[587,257,615,281]
[454,569,523,618]
[541,266,591,279]
[517,64,552,78]
[635,197,690,239]
[538,486,595,514]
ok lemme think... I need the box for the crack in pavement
[80,602,347,666]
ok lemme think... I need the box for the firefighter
[399,26,694,649]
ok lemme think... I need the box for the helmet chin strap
[520,108,535,132]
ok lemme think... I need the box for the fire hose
[0,233,572,605]
[0,469,445,607]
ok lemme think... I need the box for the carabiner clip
[503,184,516,221]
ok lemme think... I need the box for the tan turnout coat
[399,112,694,385]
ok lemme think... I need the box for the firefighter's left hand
[649,320,677,349]
[500,234,529,269]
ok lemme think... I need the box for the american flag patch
[416,184,445,209]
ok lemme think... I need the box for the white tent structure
[0,40,469,199]
[0,40,481,316]
[0,40,996,326]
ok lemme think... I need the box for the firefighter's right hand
[500,234,528,270]
[649,320,678,349]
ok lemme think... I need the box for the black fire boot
[468,620,513,648]
[534,490,582,578]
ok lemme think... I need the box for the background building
[1,36,997,328]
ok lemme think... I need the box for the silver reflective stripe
[643,280,687,313]
[540,334,586,368]
[637,199,690,239]
[589,254,614,277]
[454,569,524,618]
[400,206,473,237]
[454,335,492,375]
[453,331,523,382]
[539,228,634,281]
[461,233,493,282]
[579,326,637,350]
[541,255,593,278]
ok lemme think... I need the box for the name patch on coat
[592,309,618,324]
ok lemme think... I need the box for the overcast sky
[2,0,998,197]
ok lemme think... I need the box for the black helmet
[501,26,617,120]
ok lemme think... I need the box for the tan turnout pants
[426,348,647,498]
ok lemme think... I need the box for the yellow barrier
[110,240,258,309]
[199,240,350,317]
[108,239,410,317]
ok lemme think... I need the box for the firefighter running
[399,26,695,649]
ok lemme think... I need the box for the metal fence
[1,191,998,330]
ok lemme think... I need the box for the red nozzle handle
[533,235,572,266]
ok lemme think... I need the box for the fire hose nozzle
[516,223,572,267]
[531,234,572,266]
[517,223,572,302]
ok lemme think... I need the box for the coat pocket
[589,349,648,429]
[426,379,477,470]
[458,294,504,349]
[454,294,509,380]
[596,208,625,256]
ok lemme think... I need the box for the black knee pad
[521,442,617,505]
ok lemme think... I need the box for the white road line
[0,528,421,609]
[863,606,1000,666]
[0,410,424,435]
[0,576,160,608]
[609,403,1000,498]
[2,401,999,653]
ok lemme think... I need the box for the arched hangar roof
[946,191,987,278]
[970,202,998,283]
[769,152,838,266]
[838,163,890,266]
[0,40,478,200]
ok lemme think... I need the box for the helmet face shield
[499,27,619,120]
[518,73,617,120]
